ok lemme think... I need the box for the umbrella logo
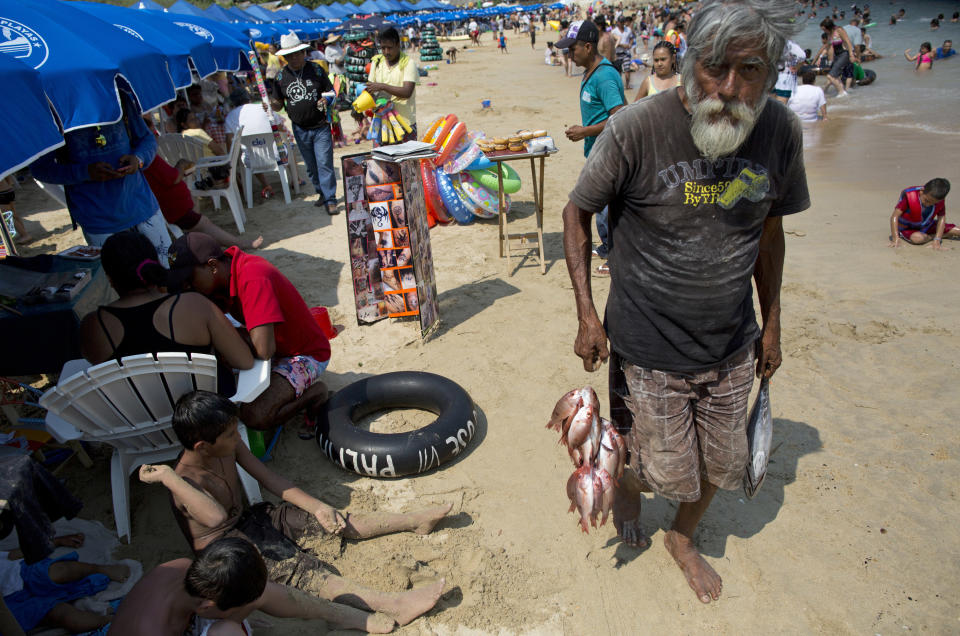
[114,24,144,41]
[0,18,49,69]
[173,21,214,43]
[249,28,263,38]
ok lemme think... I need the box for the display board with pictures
[341,153,440,337]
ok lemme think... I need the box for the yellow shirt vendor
[366,27,419,145]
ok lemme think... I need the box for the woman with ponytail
[79,231,254,386]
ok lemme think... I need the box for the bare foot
[242,235,265,250]
[99,563,130,583]
[412,503,454,534]
[613,489,649,549]
[366,612,396,633]
[387,578,445,626]
[663,530,722,603]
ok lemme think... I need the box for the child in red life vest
[889,178,957,250]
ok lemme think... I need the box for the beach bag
[743,379,772,498]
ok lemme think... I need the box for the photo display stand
[341,152,440,338]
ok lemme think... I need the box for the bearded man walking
[562,0,809,604]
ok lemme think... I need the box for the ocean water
[786,1,960,188]
[792,0,960,137]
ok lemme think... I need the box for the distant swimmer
[904,42,934,70]
[935,40,955,60]
[889,178,958,251]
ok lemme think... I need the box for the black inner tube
[316,371,477,477]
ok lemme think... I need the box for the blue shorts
[4,551,110,630]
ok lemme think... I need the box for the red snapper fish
[571,465,601,533]
[546,388,582,435]
[594,467,615,527]
[565,402,595,451]
[596,418,626,482]
[546,386,600,441]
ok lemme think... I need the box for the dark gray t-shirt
[569,89,810,373]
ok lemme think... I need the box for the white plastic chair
[156,133,206,167]
[187,126,247,234]
[39,353,270,542]
[241,132,293,208]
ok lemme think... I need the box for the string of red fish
[547,387,626,533]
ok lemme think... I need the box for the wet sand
[14,35,960,634]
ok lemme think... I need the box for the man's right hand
[888,237,901,248]
[87,162,122,181]
[575,314,609,372]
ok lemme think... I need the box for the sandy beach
[11,29,960,634]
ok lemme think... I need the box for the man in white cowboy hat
[272,33,340,215]
[322,34,346,76]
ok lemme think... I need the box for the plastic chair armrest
[230,359,270,404]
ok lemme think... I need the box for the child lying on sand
[140,390,452,627]
[2,533,128,633]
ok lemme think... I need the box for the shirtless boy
[140,390,451,627]
[889,178,957,249]
[108,537,396,635]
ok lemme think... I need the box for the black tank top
[97,294,208,360]
[96,294,237,396]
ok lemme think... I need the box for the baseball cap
[557,20,599,49]
[166,233,224,289]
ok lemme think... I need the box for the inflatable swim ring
[434,121,466,167]
[420,159,450,224]
[469,163,521,194]
[435,169,473,224]
[465,153,493,171]
[431,114,459,153]
[421,116,443,144]
[444,138,484,174]
[460,172,508,219]
[317,371,478,477]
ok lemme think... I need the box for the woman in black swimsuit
[79,231,254,386]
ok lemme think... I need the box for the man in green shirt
[562,20,626,273]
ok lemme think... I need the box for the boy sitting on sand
[889,178,957,250]
[3,533,128,633]
[139,390,451,627]
[108,537,396,635]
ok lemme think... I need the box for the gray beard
[687,87,766,162]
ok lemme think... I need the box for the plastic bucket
[310,306,338,339]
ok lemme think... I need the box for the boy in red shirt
[889,178,957,249]
[167,232,327,434]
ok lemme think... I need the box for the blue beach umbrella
[167,0,206,18]
[0,54,63,180]
[285,4,320,21]
[226,6,259,23]
[203,5,237,23]
[243,4,280,22]
[145,11,253,72]
[70,1,218,87]
[0,0,177,131]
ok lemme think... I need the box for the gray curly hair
[680,0,802,91]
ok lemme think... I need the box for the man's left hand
[117,154,142,175]
[365,82,386,94]
[756,325,782,379]
[565,125,587,142]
